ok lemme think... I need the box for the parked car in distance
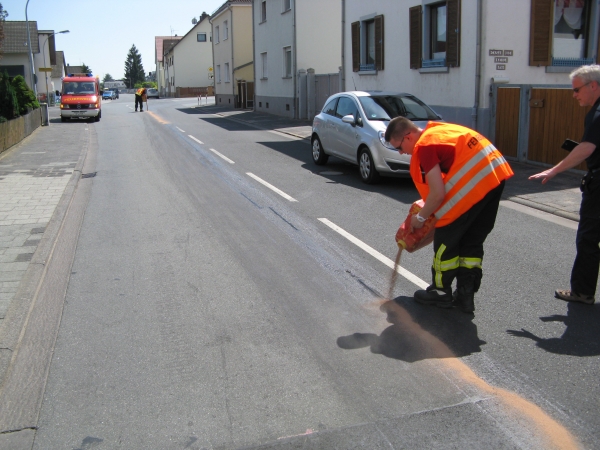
[311,91,442,184]
[109,88,119,99]
[102,90,116,100]
[146,88,159,99]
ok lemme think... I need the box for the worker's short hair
[384,117,418,143]
[570,65,600,85]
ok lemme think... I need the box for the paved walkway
[0,105,585,405]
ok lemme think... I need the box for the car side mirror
[342,114,356,126]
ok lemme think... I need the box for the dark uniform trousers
[431,180,505,292]
[135,95,144,111]
[571,172,600,295]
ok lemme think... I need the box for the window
[335,97,358,119]
[409,0,460,69]
[197,33,207,42]
[283,46,292,77]
[530,0,595,66]
[322,98,338,115]
[430,4,447,59]
[224,63,230,82]
[216,65,221,83]
[261,1,267,22]
[215,26,220,44]
[351,15,384,72]
[224,20,229,40]
[283,0,291,12]
[261,52,268,79]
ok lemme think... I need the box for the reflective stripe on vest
[436,144,509,219]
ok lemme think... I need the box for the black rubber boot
[454,275,476,313]
[414,285,453,308]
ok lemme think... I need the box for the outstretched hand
[529,169,556,184]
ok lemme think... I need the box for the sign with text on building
[489,49,513,56]
[496,65,506,70]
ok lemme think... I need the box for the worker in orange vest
[135,87,147,112]
[385,118,514,313]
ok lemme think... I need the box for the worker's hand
[410,215,424,230]
[528,169,556,184]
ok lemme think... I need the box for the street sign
[39,68,53,72]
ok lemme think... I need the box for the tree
[102,73,114,83]
[0,70,18,121]
[0,3,8,61]
[11,75,39,114]
[80,63,92,74]
[124,44,145,89]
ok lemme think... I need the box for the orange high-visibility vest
[136,88,145,96]
[410,122,513,227]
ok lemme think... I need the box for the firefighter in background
[385,118,513,313]
[135,87,147,112]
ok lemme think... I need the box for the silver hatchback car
[311,91,442,183]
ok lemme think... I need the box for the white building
[343,0,600,142]
[162,14,214,98]
[155,35,183,97]
[211,0,254,108]
[253,0,341,118]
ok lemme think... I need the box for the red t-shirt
[418,144,455,174]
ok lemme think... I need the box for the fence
[0,109,43,155]
[297,69,341,120]
[176,86,214,98]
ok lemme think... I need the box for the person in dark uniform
[135,87,147,112]
[530,64,600,305]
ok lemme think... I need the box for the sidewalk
[0,106,584,419]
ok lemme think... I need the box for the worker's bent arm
[529,142,596,184]
[411,164,445,229]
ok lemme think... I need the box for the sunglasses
[394,133,411,152]
[573,82,591,93]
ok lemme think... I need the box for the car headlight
[378,130,396,150]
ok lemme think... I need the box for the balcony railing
[422,58,446,68]
[359,64,376,71]
[552,57,594,67]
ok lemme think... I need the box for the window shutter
[529,0,552,66]
[409,6,422,69]
[446,0,460,67]
[375,15,385,71]
[352,21,360,72]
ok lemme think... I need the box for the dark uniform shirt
[582,97,600,170]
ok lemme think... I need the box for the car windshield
[358,95,439,121]
[63,82,95,95]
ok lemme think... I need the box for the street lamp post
[42,30,69,103]
[25,0,36,95]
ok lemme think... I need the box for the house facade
[211,0,254,107]
[0,21,40,91]
[343,0,600,164]
[155,35,182,97]
[253,0,341,118]
[162,14,214,98]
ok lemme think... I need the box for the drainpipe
[252,0,256,111]
[341,0,345,92]
[210,15,215,102]
[293,2,298,119]
[471,0,483,130]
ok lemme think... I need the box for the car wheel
[358,147,380,184]
[311,135,329,165]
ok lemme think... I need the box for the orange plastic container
[395,200,437,253]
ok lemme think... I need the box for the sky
[3,0,226,81]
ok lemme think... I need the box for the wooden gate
[494,87,520,158]
[494,86,589,170]
[527,88,587,170]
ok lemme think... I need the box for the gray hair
[570,65,600,84]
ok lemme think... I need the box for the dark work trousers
[135,95,143,111]
[571,176,600,295]
[431,180,505,292]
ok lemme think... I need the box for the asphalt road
[30,94,599,449]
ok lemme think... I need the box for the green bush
[11,75,39,114]
[0,70,19,120]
